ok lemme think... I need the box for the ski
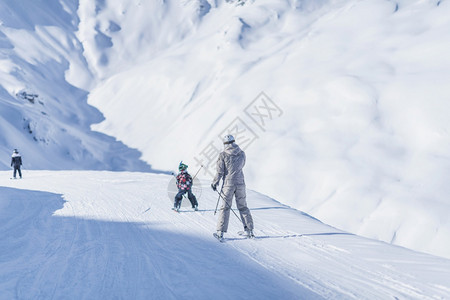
[237,231,256,239]
[213,233,225,243]
[171,207,199,213]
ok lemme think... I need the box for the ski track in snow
[0,171,449,299]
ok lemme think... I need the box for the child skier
[173,162,198,212]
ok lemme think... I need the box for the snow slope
[1,0,450,261]
[83,0,450,259]
[0,1,151,171]
[1,171,449,299]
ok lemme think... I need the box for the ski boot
[213,231,224,242]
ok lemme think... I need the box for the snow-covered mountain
[1,0,450,262]
[0,0,151,171]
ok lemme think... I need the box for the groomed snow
[1,171,449,299]
[1,0,449,266]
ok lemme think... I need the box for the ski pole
[214,188,243,224]
[214,184,223,215]
[192,165,203,180]
[172,164,202,183]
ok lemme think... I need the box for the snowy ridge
[0,1,151,171]
[84,0,450,259]
[0,0,450,261]
[0,171,449,299]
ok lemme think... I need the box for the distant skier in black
[173,162,198,212]
[11,149,22,179]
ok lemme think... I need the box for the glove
[211,183,217,191]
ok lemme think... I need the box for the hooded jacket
[11,152,22,168]
[212,143,246,187]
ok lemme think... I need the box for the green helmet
[179,161,188,171]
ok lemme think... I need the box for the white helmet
[223,134,235,144]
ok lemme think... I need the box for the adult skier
[211,135,254,239]
[11,149,22,179]
[173,162,198,212]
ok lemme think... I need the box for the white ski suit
[212,143,254,232]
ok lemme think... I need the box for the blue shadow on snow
[0,187,322,300]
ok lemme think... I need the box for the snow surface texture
[84,0,450,259]
[0,1,151,171]
[1,171,450,299]
[1,0,450,261]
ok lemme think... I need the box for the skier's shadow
[250,206,290,210]
[176,206,290,213]
[176,209,215,213]
[227,232,352,241]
